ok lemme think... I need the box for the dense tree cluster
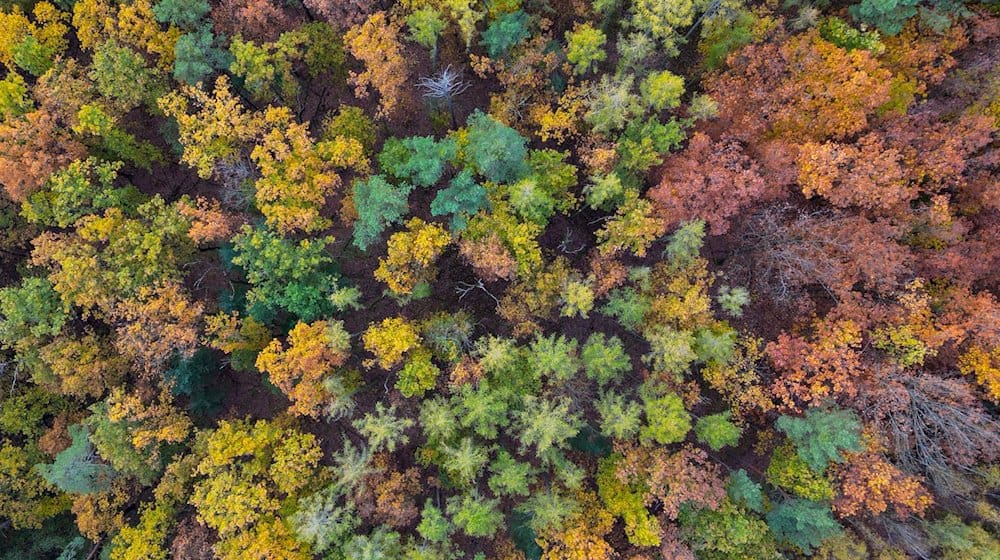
[0,1,998,559]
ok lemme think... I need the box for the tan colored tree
[113,282,204,375]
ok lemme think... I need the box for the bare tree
[418,66,471,128]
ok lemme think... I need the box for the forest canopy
[0,0,999,559]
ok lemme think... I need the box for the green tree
[322,106,377,155]
[516,488,579,534]
[440,436,489,487]
[22,158,140,228]
[695,411,742,451]
[396,348,440,398]
[527,334,580,384]
[616,116,685,174]
[11,35,56,76]
[640,70,684,111]
[726,469,764,513]
[90,39,163,112]
[0,276,65,347]
[342,527,403,559]
[565,23,607,75]
[766,498,842,554]
[643,327,697,375]
[352,175,413,251]
[515,396,581,456]
[36,424,116,494]
[487,449,536,497]
[585,74,642,135]
[353,403,414,453]
[581,333,631,385]
[172,27,231,85]
[849,0,919,35]
[480,10,530,58]
[379,136,456,188]
[0,71,32,120]
[407,7,446,61]
[596,390,643,440]
[230,225,337,322]
[463,110,529,183]
[457,382,510,440]
[289,485,358,555]
[678,498,778,559]
[430,169,488,231]
[776,407,862,473]
[639,386,691,446]
[447,491,503,538]
[152,0,210,30]
[417,500,452,543]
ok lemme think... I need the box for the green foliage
[776,407,862,473]
[407,7,447,56]
[695,411,742,451]
[164,348,222,415]
[463,110,530,183]
[600,287,651,331]
[565,23,607,75]
[849,0,919,35]
[36,424,116,494]
[353,403,414,453]
[457,382,510,440]
[927,514,1000,560]
[596,390,643,440]
[447,491,503,538]
[872,325,931,367]
[380,136,457,188]
[515,396,581,456]
[342,526,404,559]
[73,105,162,169]
[726,469,764,513]
[665,219,706,265]
[630,0,704,55]
[173,27,231,85]
[561,280,595,319]
[699,9,759,71]
[694,325,738,365]
[230,225,336,322]
[0,71,32,121]
[420,312,473,363]
[417,500,452,543]
[419,397,459,444]
[396,348,440,398]
[585,74,643,135]
[289,485,358,555]
[352,175,413,251]
[85,402,160,484]
[152,0,210,30]
[322,106,377,154]
[819,16,884,52]
[766,498,842,554]
[639,386,691,446]
[12,35,56,76]
[678,498,778,559]
[0,276,66,346]
[640,70,684,110]
[717,286,750,317]
[480,10,530,58]
[527,334,580,384]
[644,327,697,375]
[766,443,835,501]
[430,169,488,232]
[507,177,557,226]
[90,40,162,111]
[617,117,686,174]
[584,172,627,211]
[597,454,660,546]
[437,436,487,488]
[229,33,303,104]
[22,158,140,228]
[516,488,579,534]
[581,333,631,385]
[298,22,346,79]
[488,449,536,497]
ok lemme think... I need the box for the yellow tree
[344,11,411,119]
[255,320,351,418]
[363,317,421,370]
[374,217,451,296]
[158,76,263,179]
[251,107,367,234]
[112,281,204,376]
[190,420,321,553]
